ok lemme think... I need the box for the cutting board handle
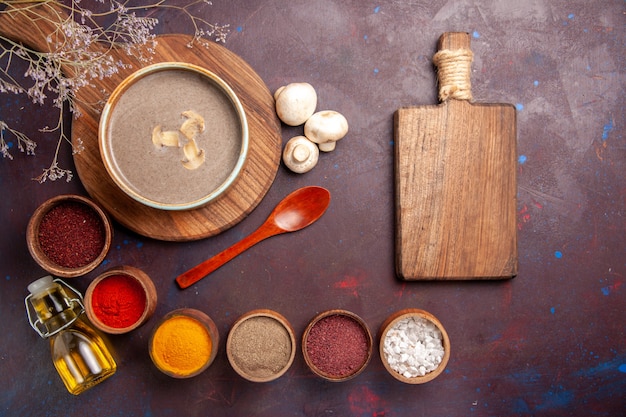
[433,32,473,102]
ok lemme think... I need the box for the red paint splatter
[501,281,513,308]
[394,282,407,299]
[333,275,363,297]
[517,200,543,230]
[601,280,623,296]
[347,385,387,417]
[489,322,528,354]
[518,204,531,230]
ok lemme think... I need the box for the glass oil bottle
[25,275,117,395]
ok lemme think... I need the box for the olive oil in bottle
[25,276,117,395]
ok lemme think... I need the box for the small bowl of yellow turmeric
[148,308,219,378]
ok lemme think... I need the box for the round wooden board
[71,35,281,241]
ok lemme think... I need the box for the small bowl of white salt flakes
[379,309,450,384]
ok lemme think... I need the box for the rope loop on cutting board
[433,48,473,102]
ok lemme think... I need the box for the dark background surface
[1,1,624,416]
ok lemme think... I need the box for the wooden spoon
[176,186,331,289]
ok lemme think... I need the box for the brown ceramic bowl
[302,309,373,382]
[226,309,296,382]
[379,308,450,384]
[99,62,249,211]
[149,308,219,378]
[26,194,113,278]
[84,265,157,334]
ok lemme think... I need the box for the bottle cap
[27,275,56,295]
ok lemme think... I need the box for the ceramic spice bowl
[26,194,113,278]
[226,309,296,383]
[302,309,373,382]
[379,308,450,384]
[84,265,157,334]
[149,308,219,378]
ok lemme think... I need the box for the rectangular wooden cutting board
[394,32,517,280]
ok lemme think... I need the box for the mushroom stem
[293,144,311,162]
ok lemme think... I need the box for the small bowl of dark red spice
[84,265,157,334]
[379,308,450,384]
[26,194,113,278]
[226,309,296,383]
[302,309,373,382]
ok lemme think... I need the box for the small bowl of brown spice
[302,309,373,382]
[226,309,296,382]
[26,194,113,278]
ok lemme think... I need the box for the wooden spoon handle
[175,225,281,289]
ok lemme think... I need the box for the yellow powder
[151,315,212,376]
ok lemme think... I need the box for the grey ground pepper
[229,316,292,379]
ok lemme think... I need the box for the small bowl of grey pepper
[379,308,450,384]
[226,309,296,382]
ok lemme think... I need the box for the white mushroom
[274,82,317,126]
[282,136,319,174]
[180,110,205,140]
[152,125,181,148]
[181,137,205,170]
[304,110,348,152]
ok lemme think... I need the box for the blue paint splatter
[512,398,531,414]
[568,13,575,19]
[533,80,539,86]
[576,357,626,377]
[472,31,480,39]
[518,155,527,164]
[373,68,379,74]
[136,242,144,249]
[601,286,611,296]
[550,307,555,314]
[515,103,524,111]
[5,275,10,281]
[536,388,574,410]
[554,251,563,259]
[374,6,380,13]
[236,26,243,32]
[363,34,368,40]
[601,119,614,141]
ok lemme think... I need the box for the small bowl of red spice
[27,194,113,278]
[302,309,373,382]
[84,265,157,334]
